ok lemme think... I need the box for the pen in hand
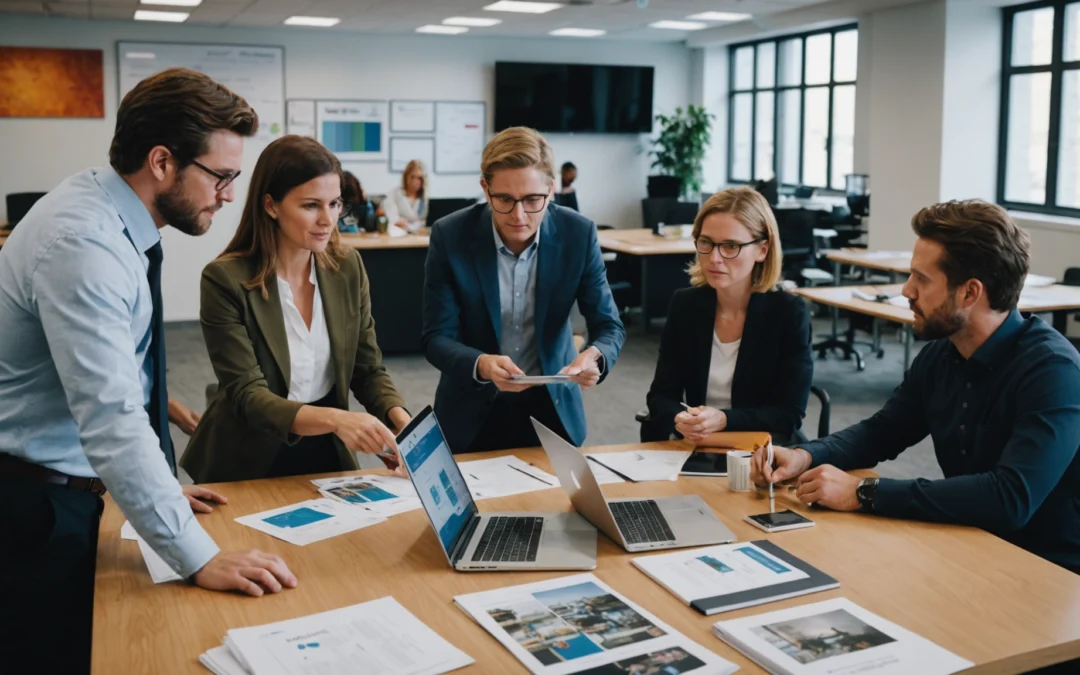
[766,440,775,514]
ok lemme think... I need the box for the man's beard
[155,177,216,236]
[912,296,965,340]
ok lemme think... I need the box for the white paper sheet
[311,475,424,518]
[458,456,558,499]
[225,596,473,675]
[713,597,973,675]
[632,542,810,604]
[585,457,626,484]
[200,644,250,675]
[133,534,183,583]
[454,573,736,675]
[1025,273,1056,288]
[585,450,691,482]
[120,520,137,540]
[234,498,385,546]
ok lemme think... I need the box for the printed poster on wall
[435,101,485,174]
[316,100,388,162]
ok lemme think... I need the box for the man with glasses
[0,68,296,674]
[423,126,625,453]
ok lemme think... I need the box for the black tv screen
[495,61,654,134]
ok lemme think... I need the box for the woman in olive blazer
[182,136,409,483]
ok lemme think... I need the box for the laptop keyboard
[610,500,676,545]
[471,516,544,563]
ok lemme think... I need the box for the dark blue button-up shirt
[802,310,1080,573]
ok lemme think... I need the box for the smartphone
[744,510,815,533]
[680,451,728,476]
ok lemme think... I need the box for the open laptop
[397,406,597,571]
[532,418,736,552]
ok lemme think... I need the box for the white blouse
[277,258,334,404]
[382,185,425,230]
[705,334,741,411]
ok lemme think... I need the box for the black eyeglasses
[695,237,764,259]
[488,191,549,214]
[188,158,241,191]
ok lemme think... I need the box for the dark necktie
[146,242,176,475]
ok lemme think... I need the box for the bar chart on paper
[321,120,382,153]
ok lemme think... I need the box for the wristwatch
[856,478,879,513]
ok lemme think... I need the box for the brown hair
[110,67,258,175]
[218,135,347,298]
[341,171,364,206]
[910,199,1030,311]
[481,127,556,184]
[687,187,783,292]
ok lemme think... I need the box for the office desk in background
[93,442,1080,674]
[596,227,694,327]
[340,232,430,355]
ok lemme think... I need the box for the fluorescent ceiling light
[139,0,201,6]
[648,20,708,31]
[443,16,502,27]
[416,25,469,34]
[283,16,341,27]
[686,11,751,22]
[134,9,189,21]
[549,27,606,37]
[484,1,563,14]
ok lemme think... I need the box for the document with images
[453,573,737,675]
[311,475,423,517]
[584,457,625,484]
[712,597,972,675]
[585,450,691,482]
[234,498,385,546]
[458,456,559,499]
[222,596,473,675]
[632,541,839,615]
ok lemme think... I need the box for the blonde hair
[687,187,782,292]
[481,127,556,184]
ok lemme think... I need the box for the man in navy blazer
[423,127,625,453]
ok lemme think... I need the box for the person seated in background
[643,187,812,445]
[422,126,625,453]
[337,171,374,233]
[383,159,427,232]
[560,161,577,194]
[752,200,1080,577]
[181,135,411,484]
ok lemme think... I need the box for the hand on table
[750,444,813,487]
[794,465,862,511]
[674,406,727,441]
[192,549,297,597]
[182,484,228,514]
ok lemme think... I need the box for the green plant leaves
[649,105,715,199]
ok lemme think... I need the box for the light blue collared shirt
[0,166,218,578]
[493,222,541,376]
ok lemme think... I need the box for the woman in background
[338,171,374,233]
[182,135,410,483]
[383,159,428,232]
[643,187,813,445]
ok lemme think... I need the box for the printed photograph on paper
[750,609,896,665]
[574,646,707,674]
[533,582,666,650]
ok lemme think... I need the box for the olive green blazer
[181,250,406,483]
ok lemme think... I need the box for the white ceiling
[0,0,848,41]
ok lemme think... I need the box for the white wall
[0,15,691,321]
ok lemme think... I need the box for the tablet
[680,451,728,476]
[510,374,572,384]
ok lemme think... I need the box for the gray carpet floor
[166,314,943,483]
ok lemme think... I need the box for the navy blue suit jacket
[422,203,625,453]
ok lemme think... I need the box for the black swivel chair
[425,198,477,228]
[553,192,579,211]
[5,192,47,228]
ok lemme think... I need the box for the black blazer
[644,286,813,444]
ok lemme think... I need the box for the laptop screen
[397,407,477,558]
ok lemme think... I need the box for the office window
[998,0,1080,216]
[727,24,857,190]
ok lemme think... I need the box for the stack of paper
[712,598,973,675]
[458,456,559,499]
[454,572,737,675]
[585,450,691,482]
[632,541,839,615]
[312,475,423,517]
[200,596,473,675]
[234,498,385,546]
[120,521,182,584]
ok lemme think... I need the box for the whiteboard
[435,101,486,174]
[286,99,316,138]
[389,137,435,173]
[117,42,285,141]
[317,100,388,162]
[390,100,435,133]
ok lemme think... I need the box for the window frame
[726,22,858,191]
[997,0,1080,217]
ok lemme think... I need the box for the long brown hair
[218,135,347,298]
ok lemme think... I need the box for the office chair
[595,224,635,311]
[425,197,477,228]
[1063,267,1080,348]
[553,192,579,211]
[5,192,46,227]
[634,385,832,443]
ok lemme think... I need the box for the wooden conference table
[596,227,695,327]
[93,441,1080,674]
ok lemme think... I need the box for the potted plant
[648,105,714,201]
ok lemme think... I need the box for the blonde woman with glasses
[643,187,813,445]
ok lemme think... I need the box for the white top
[705,334,741,410]
[382,185,424,231]
[277,258,334,403]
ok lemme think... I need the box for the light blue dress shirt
[493,222,541,376]
[0,166,219,578]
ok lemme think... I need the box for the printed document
[121,520,182,583]
[234,498,385,546]
[585,450,691,482]
[311,475,422,517]
[458,456,558,499]
[584,457,625,484]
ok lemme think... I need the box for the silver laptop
[532,418,736,552]
[397,406,597,571]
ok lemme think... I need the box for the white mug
[727,451,752,492]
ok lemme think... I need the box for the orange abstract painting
[0,46,104,118]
